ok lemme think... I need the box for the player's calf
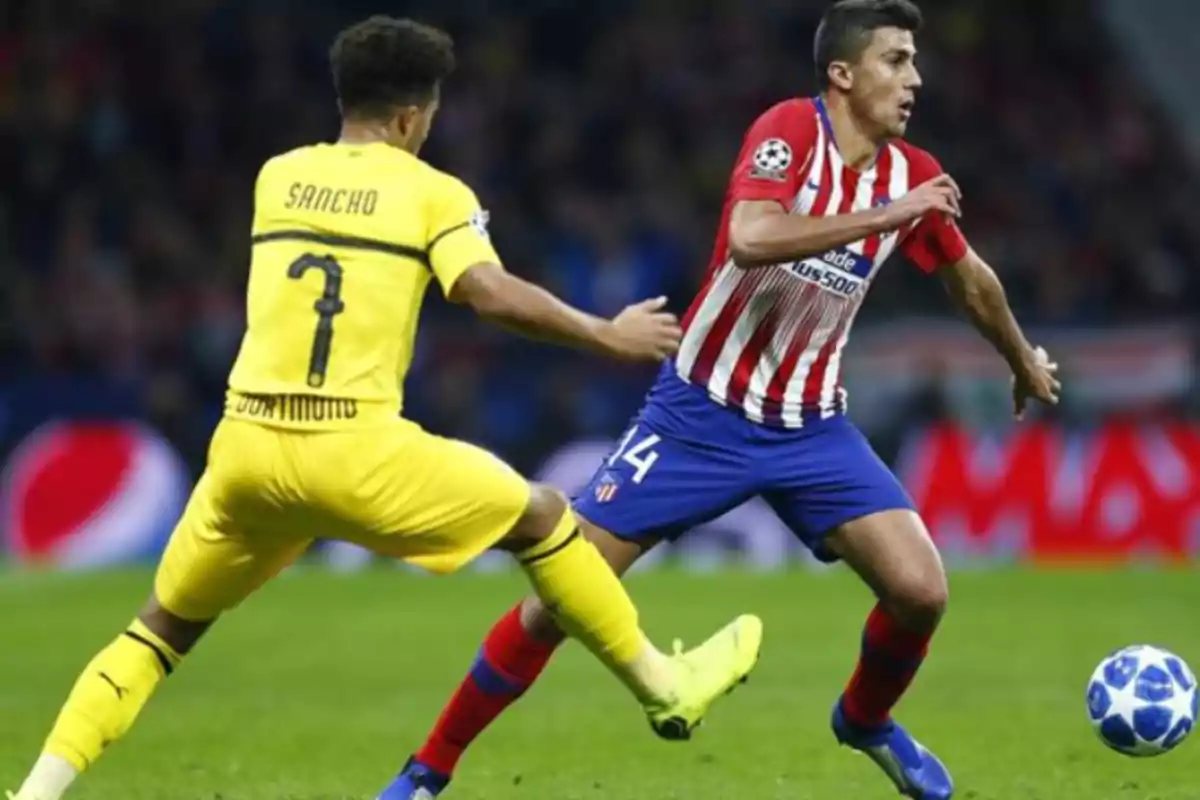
[11,598,210,800]
[832,508,948,631]
[493,488,762,735]
[403,600,558,786]
[391,519,648,795]
[496,483,654,672]
[509,510,650,646]
[825,510,953,799]
[829,509,947,728]
[868,546,948,634]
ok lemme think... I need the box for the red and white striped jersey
[676,96,968,427]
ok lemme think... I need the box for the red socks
[415,604,559,776]
[841,602,934,728]
[414,599,929,774]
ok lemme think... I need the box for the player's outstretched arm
[939,250,1061,418]
[450,262,682,362]
[727,175,961,268]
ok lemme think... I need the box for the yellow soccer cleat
[645,614,763,741]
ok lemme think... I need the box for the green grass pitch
[1,566,1197,799]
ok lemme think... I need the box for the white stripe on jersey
[816,159,881,414]
[675,263,740,376]
[793,121,827,216]
[707,270,786,400]
[880,143,909,263]
[815,143,912,417]
[779,292,841,424]
[741,277,815,421]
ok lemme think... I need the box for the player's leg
[9,593,198,800]
[761,416,951,800]
[346,418,761,729]
[325,427,677,701]
[393,521,651,794]
[11,422,310,800]
[378,412,759,798]
[827,511,947,729]
[824,511,953,800]
[492,482,762,740]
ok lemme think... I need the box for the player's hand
[884,174,962,228]
[602,296,683,362]
[1012,345,1061,420]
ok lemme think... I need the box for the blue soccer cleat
[831,700,954,800]
[376,757,450,800]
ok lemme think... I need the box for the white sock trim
[18,754,78,800]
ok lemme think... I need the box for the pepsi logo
[1,422,189,568]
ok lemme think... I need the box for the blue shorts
[572,364,915,562]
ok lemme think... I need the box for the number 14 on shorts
[608,425,662,485]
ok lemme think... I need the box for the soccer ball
[1087,644,1196,757]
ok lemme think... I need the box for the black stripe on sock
[518,528,581,566]
[123,631,175,676]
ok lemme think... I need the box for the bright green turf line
[0,567,1196,798]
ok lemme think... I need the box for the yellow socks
[16,620,182,800]
[516,510,677,704]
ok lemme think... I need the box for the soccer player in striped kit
[382,2,1060,798]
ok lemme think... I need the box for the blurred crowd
[1,0,1197,474]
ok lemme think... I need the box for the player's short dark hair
[814,0,923,89]
[330,16,456,119]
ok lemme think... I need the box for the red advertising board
[897,422,1200,562]
[4,421,1195,570]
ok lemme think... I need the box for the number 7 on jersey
[287,253,346,388]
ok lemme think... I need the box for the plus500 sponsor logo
[785,257,865,298]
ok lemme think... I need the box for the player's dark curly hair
[814,0,923,89]
[330,16,456,119]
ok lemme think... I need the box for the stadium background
[1,0,1198,571]
[3,3,1200,799]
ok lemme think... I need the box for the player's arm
[939,249,1035,369]
[939,249,1061,417]
[899,148,1058,417]
[722,102,961,268]
[728,178,962,268]
[450,263,680,362]
[427,177,679,362]
[730,201,894,267]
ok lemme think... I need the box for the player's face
[848,27,921,139]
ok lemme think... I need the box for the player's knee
[138,596,213,656]
[501,483,570,551]
[883,569,948,630]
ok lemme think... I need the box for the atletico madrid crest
[594,473,620,503]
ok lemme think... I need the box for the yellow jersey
[224,141,499,430]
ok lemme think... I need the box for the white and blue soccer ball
[1087,644,1196,757]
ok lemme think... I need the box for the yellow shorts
[154,416,531,621]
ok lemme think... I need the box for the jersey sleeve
[899,148,969,273]
[426,175,501,296]
[727,100,818,206]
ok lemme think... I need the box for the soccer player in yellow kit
[8,16,763,800]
